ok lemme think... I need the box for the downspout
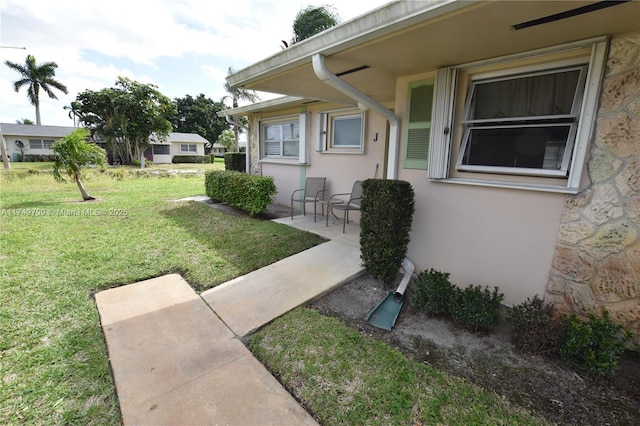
[312,53,400,179]
[312,53,413,297]
[225,115,250,174]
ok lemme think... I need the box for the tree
[16,118,34,125]
[4,55,68,125]
[52,128,107,201]
[291,5,340,44]
[72,77,176,165]
[216,129,235,151]
[170,94,229,153]
[222,67,259,151]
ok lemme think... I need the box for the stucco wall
[247,105,388,210]
[545,32,640,347]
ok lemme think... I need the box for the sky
[0,0,391,127]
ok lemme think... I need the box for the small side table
[317,198,344,226]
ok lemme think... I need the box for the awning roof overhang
[225,0,640,106]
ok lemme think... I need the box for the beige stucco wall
[544,32,640,348]
[394,71,566,306]
[248,104,389,212]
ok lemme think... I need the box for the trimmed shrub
[224,152,246,172]
[507,295,565,355]
[18,154,56,162]
[360,179,415,285]
[172,155,208,164]
[205,170,276,216]
[450,285,504,333]
[411,269,456,315]
[560,310,632,376]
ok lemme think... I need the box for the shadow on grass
[159,201,326,292]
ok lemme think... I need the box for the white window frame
[428,37,608,193]
[258,112,309,164]
[260,115,301,160]
[180,144,197,153]
[318,108,365,154]
[29,139,54,150]
[152,144,170,155]
[456,65,588,177]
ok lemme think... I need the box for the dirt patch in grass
[308,274,640,426]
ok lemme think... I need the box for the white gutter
[312,53,414,289]
[311,53,400,179]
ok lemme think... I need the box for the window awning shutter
[404,80,434,169]
[428,67,457,179]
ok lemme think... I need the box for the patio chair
[291,177,327,220]
[327,180,363,233]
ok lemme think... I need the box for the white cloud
[1,0,391,125]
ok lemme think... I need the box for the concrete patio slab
[273,215,361,248]
[202,240,364,337]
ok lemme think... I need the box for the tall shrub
[224,152,246,172]
[360,179,415,284]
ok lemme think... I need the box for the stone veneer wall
[545,32,640,349]
[248,116,262,176]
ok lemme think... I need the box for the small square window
[320,110,364,153]
[332,116,362,148]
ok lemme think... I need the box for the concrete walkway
[96,213,363,425]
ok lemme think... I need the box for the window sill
[260,158,306,166]
[318,149,364,155]
[431,177,578,194]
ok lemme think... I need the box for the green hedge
[172,155,209,164]
[224,152,246,172]
[17,154,56,162]
[205,170,276,216]
[360,179,415,284]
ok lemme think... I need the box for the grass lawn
[0,171,324,424]
[8,159,225,173]
[249,309,546,425]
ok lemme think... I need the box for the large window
[29,139,54,149]
[427,37,608,192]
[456,66,586,177]
[153,144,170,155]
[319,109,364,153]
[263,119,299,158]
[180,144,197,153]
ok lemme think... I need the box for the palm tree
[291,5,340,44]
[52,128,107,201]
[222,67,259,151]
[4,55,68,125]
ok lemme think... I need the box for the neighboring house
[210,142,228,157]
[218,1,640,344]
[1,123,76,161]
[148,132,207,163]
[0,123,207,164]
